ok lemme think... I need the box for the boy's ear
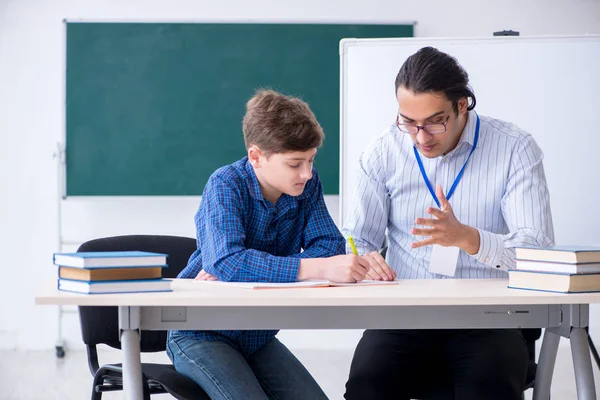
[248,145,262,168]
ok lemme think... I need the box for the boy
[167,89,369,400]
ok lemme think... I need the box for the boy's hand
[323,254,370,283]
[195,270,219,281]
[363,251,396,281]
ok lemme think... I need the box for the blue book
[58,278,172,294]
[515,245,600,264]
[53,251,168,269]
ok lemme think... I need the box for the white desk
[36,278,600,400]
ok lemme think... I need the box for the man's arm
[412,134,555,271]
[472,134,555,269]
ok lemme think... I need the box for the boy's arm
[198,177,300,283]
[289,172,346,259]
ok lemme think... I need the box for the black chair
[77,235,210,400]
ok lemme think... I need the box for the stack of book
[54,251,172,294]
[508,246,600,293]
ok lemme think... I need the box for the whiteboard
[339,35,600,246]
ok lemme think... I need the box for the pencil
[348,236,359,256]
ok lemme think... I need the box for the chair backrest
[77,235,197,352]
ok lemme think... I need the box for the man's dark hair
[395,47,476,114]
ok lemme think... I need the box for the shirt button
[484,257,489,263]
[496,265,501,269]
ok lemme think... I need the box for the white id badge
[428,244,460,276]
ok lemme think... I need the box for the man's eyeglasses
[395,114,450,135]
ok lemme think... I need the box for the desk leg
[119,306,143,400]
[533,329,560,400]
[571,327,597,400]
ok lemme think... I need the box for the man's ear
[457,98,469,116]
[247,145,263,168]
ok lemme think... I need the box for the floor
[1,344,599,399]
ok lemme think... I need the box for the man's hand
[195,269,219,281]
[322,254,370,283]
[411,184,481,255]
[363,251,396,281]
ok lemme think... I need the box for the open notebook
[193,279,399,290]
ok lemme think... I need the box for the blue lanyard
[413,114,480,208]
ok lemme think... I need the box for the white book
[508,271,600,293]
[516,260,600,274]
[515,246,600,264]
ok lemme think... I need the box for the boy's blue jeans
[167,333,328,400]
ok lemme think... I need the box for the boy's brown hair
[242,89,324,156]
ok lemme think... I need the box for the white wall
[1,0,599,351]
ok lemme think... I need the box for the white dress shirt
[342,110,555,279]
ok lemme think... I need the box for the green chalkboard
[66,22,413,195]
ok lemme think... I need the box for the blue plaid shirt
[172,157,345,355]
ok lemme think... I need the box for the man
[343,47,554,400]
